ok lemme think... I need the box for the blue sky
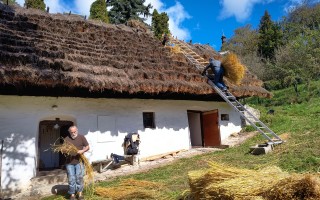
[15,0,320,50]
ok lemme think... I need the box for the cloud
[44,0,69,14]
[74,0,95,16]
[166,2,191,40]
[143,0,164,25]
[219,0,275,22]
[15,0,24,6]
[193,23,200,30]
[143,1,191,41]
[144,0,164,11]
[284,0,320,13]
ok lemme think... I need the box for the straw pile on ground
[185,161,320,200]
[95,178,166,200]
[222,53,246,85]
[52,140,94,186]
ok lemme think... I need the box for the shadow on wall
[1,133,34,197]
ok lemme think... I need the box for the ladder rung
[271,140,284,144]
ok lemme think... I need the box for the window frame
[143,112,155,129]
[221,114,230,121]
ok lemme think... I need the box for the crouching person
[111,132,140,168]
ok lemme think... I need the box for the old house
[0,4,271,195]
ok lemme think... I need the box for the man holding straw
[202,56,228,91]
[64,125,90,200]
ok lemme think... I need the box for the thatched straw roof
[0,3,271,100]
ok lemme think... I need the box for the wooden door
[202,110,221,147]
[39,124,60,169]
[38,120,73,170]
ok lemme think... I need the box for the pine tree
[25,0,45,11]
[107,0,152,24]
[89,0,109,24]
[151,9,169,39]
[257,10,283,60]
[1,0,16,5]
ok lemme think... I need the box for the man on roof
[201,56,228,91]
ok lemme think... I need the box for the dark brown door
[202,110,221,147]
[38,120,73,170]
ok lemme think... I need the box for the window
[143,112,155,128]
[221,114,229,121]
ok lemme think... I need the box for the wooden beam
[140,149,187,161]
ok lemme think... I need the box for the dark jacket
[202,58,221,75]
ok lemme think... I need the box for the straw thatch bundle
[167,45,181,54]
[52,140,94,185]
[188,162,255,199]
[263,174,320,200]
[222,53,246,85]
[95,178,165,199]
[187,161,320,200]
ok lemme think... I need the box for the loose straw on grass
[95,178,165,200]
[222,53,246,85]
[187,161,320,200]
[263,174,320,200]
[203,166,288,199]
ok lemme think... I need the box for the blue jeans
[66,163,85,195]
[112,154,124,163]
[213,66,227,90]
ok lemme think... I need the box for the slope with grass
[42,81,320,200]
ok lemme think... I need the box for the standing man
[64,125,90,200]
[202,57,228,91]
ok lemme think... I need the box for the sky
[15,0,320,50]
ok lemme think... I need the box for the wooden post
[0,140,4,199]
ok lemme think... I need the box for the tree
[107,0,152,24]
[257,10,283,60]
[220,25,270,80]
[222,25,259,57]
[89,0,109,23]
[269,2,320,90]
[1,0,16,5]
[24,0,45,11]
[151,9,169,39]
[274,29,320,86]
[281,2,320,44]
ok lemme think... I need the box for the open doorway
[38,119,73,171]
[188,110,221,147]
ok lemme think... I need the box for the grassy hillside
[42,81,320,200]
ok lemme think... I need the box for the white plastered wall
[0,95,241,193]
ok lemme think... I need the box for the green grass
[42,81,320,200]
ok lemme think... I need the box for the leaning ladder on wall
[170,38,283,145]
